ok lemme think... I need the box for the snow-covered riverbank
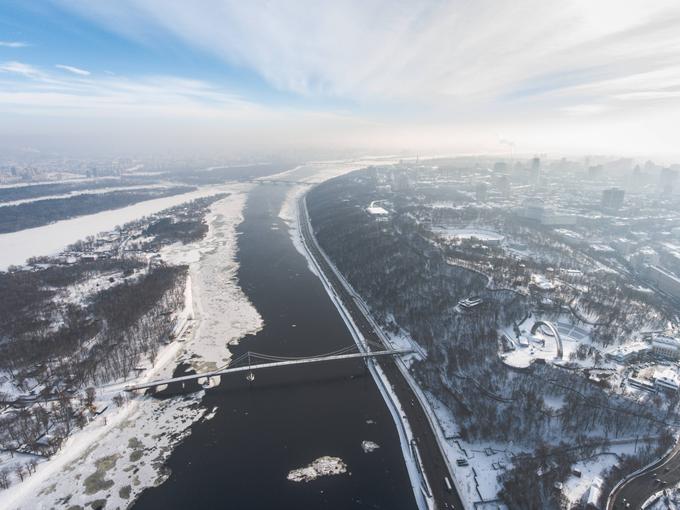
[2,186,263,510]
[288,177,429,510]
[277,158,399,268]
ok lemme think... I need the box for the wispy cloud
[0,61,255,118]
[56,0,680,115]
[5,0,680,157]
[0,41,28,48]
[0,61,44,79]
[560,104,608,116]
[55,64,91,76]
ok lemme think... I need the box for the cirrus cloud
[55,64,91,76]
[0,41,29,48]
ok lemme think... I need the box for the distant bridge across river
[243,178,321,186]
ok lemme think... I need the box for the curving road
[608,442,680,510]
[300,194,466,510]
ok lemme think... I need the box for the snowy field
[562,444,641,508]
[1,185,264,510]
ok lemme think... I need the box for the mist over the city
[1,2,680,510]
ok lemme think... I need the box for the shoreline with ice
[2,185,264,510]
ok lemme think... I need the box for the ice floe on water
[287,456,348,483]
[203,406,219,421]
[161,187,263,372]
[361,440,380,453]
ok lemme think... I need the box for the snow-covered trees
[309,170,677,509]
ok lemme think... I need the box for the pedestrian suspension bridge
[125,340,412,393]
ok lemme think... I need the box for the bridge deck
[125,348,412,391]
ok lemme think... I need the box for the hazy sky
[1,1,680,158]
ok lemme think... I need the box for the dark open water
[132,184,416,509]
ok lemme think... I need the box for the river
[132,183,417,509]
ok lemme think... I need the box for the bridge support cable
[245,345,358,363]
[213,345,359,373]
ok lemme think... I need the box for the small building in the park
[652,335,680,359]
[655,368,680,392]
[605,341,650,364]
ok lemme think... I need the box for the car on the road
[444,476,453,493]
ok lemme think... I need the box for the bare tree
[0,468,10,489]
[14,465,25,483]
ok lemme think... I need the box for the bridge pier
[198,375,221,389]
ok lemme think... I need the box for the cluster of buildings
[517,198,579,226]
[0,157,139,185]
[606,336,680,364]
[643,265,680,301]
[601,187,625,210]
[604,335,680,393]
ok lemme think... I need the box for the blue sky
[1,0,680,158]
[0,1,310,108]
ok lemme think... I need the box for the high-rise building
[601,187,625,210]
[521,197,545,222]
[475,182,487,202]
[645,265,680,300]
[588,165,604,179]
[530,157,541,183]
[630,165,643,189]
[392,169,411,191]
[659,168,679,195]
[496,175,511,197]
[493,161,508,173]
